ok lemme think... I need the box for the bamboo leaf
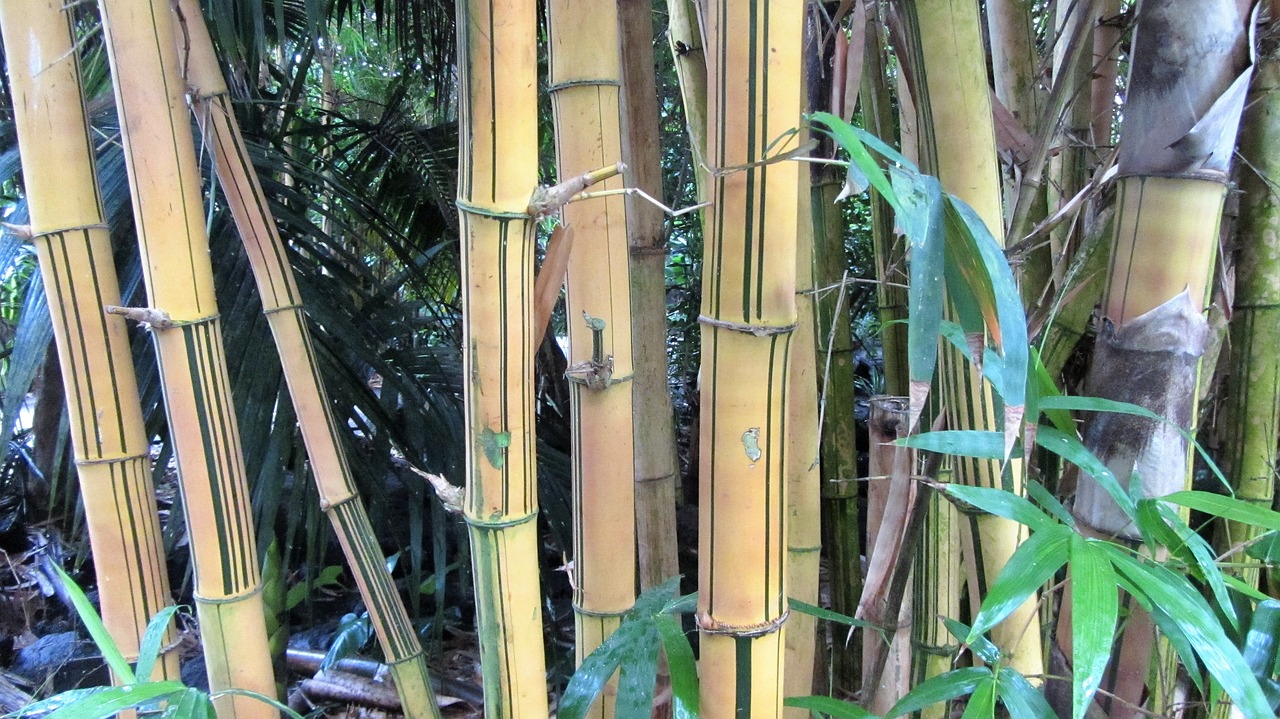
[1026,481,1075,528]
[1151,501,1239,629]
[1068,535,1117,719]
[654,615,700,719]
[810,112,900,208]
[51,565,135,684]
[209,689,307,719]
[968,526,1070,641]
[944,618,999,665]
[1164,491,1280,533]
[560,619,655,719]
[785,695,879,718]
[942,485,1058,532]
[135,605,180,683]
[996,669,1054,719]
[886,667,991,718]
[848,125,918,172]
[891,165,946,420]
[160,688,216,719]
[960,677,996,719]
[322,613,372,670]
[1029,351,1074,434]
[616,623,661,717]
[899,430,1007,459]
[1101,545,1272,717]
[1035,426,1138,521]
[790,598,880,631]
[38,682,186,719]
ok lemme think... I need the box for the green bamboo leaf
[1029,351,1074,434]
[1035,426,1137,521]
[633,576,682,616]
[890,165,945,393]
[785,695,879,718]
[790,598,880,631]
[968,526,1070,641]
[322,612,372,670]
[944,618,999,665]
[996,669,1054,719]
[1068,535,1117,719]
[211,689,307,719]
[1164,491,1280,533]
[1026,480,1075,528]
[51,565,135,684]
[849,125,918,172]
[1224,573,1271,602]
[1101,545,1271,717]
[898,430,1007,459]
[943,485,1058,533]
[560,619,655,719]
[654,615,700,719]
[886,667,991,718]
[662,592,698,616]
[1151,501,1238,629]
[1245,531,1280,565]
[1134,498,1194,564]
[617,623,661,718]
[960,677,996,719]
[135,605,180,683]
[160,688,216,719]
[39,682,186,719]
[809,112,901,209]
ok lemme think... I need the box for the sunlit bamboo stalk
[94,0,276,714]
[456,0,549,715]
[666,0,711,203]
[546,3,639,715]
[0,0,178,683]
[172,3,441,716]
[697,1,803,716]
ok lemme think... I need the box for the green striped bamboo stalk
[0,0,179,683]
[456,0,549,715]
[618,0,682,593]
[546,1,639,712]
[172,4,441,716]
[666,0,711,203]
[900,0,1043,682]
[94,0,276,714]
[697,1,803,715]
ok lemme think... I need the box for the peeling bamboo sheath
[546,1,639,714]
[697,1,803,716]
[457,0,550,716]
[94,0,277,714]
[0,0,179,682]
[171,2,442,716]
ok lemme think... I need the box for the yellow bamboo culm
[697,1,803,716]
[546,1,638,715]
[0,0,179,682]
[93,0,276,715]
[170,3,442,716]
[456,0,549,716]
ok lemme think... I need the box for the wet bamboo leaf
[135,605,180,682]
[655,615,699,719]
[1035,426,1137,521]
[944,618,999,665]
[899,430,1007,459]
[160,688,216,719]
[1164,491,1280,533]
[886,667,991,718]
[1068,535,1117,719]
[1102,545,1271,716]
[52,565,135,684]
[560,619,658,719]
[996,669,1054,719]
[943,485,1058,532]
[785,695,879,718]
[1151,501,1238,629]
[1026,480,1075,528]
[960,676,996,719]
[968,526,1070,641]
[38,682,186,719]
[616,623,660,717]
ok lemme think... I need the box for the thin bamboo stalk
[697,1,803,715]
[94,0,276,714]
[1089,0,1123,153]
[666,0,711,203]
[546,2,639,713]
[0,0,178,683]
[173,4,441,716]
[900,0,1043,681]
[456,0,549,715]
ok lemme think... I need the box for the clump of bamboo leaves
[172,2,441,716]
[0,0,178,684]
[95,0,277,713]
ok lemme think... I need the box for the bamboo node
[697,314,798,337]
[695,610,789,637]
[571,604,629,619]
[546,78,622,93]
[463,510,538,530]
[104,305,177,330]
[527,163,627,217]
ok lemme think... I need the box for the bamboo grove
[5,1,1280,719]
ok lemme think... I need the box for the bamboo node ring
[463,510,539,530]
[571,604,629,619]
[695,610,789,637]
[697,314,798,337]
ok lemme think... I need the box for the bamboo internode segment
[903,0,1042,681]
[698,0,803,715]
[547,0,639,705]
[457,0,549,716]
[0,0,178,681]
[173,3,442,714]
[94,0,276,714]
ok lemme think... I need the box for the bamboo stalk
[697,1,803,715]
[666,0,711,203]
[618,0,681,592]
[0,0,179,683]
[546,3,639,713]
[171,4,442,716]
[94,0,277,714]
[456,0,549,715]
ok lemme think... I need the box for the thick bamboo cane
[546,2,639,714]
[901,0,1043,681]
[0,0,179,683]
[94,0,276,714]
[697,1,803,716]
[456,0,549,716]
[170,4,441,716]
